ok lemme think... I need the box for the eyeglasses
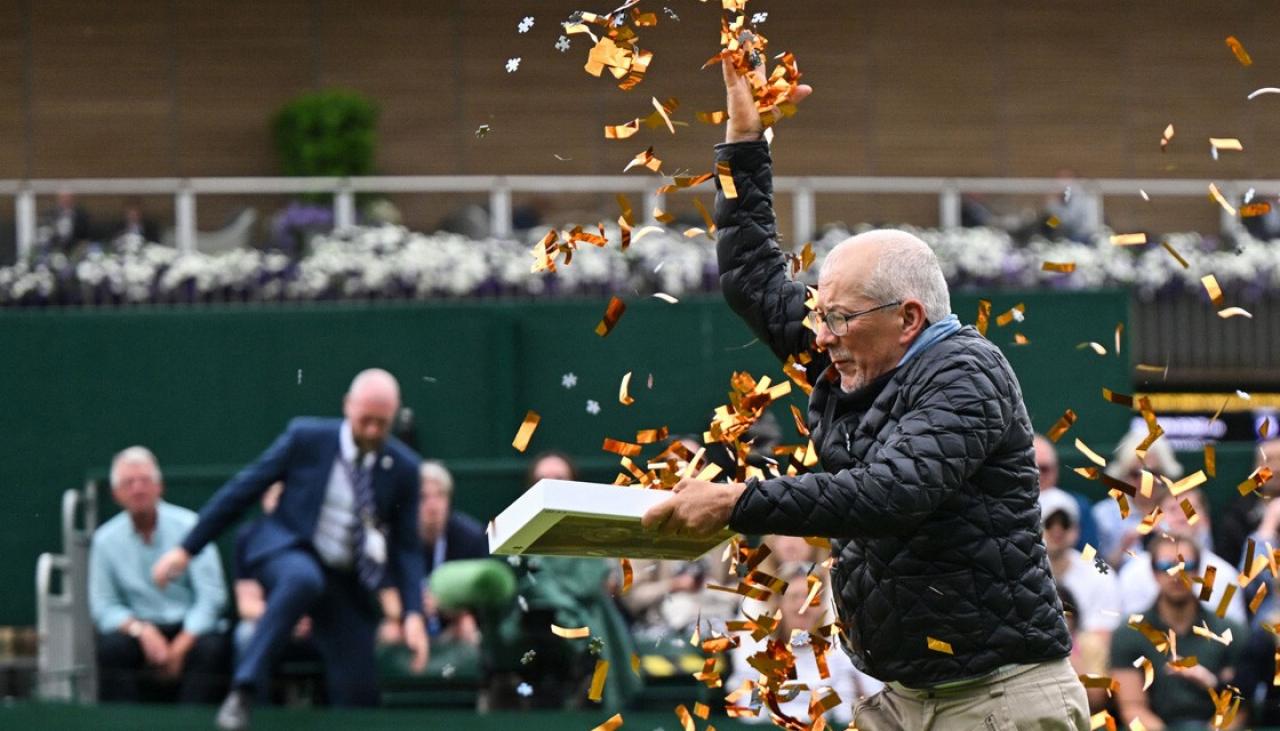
[1153,558,1199,573]
[809,301,902,337]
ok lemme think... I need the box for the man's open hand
[641,478,747,539]
[722,56,813,143]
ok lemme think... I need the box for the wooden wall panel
[9,0,1280,236]
[173,0,313,176]
[27,2,171,178]
[0,5,25,179]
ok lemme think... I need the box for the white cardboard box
[488,479,736,560]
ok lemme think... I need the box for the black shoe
[216,688,252,731]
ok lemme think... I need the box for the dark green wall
[1,291,1131,624]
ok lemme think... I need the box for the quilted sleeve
[728,357,1012,539]
[714,141,817,364]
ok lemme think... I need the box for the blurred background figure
[90,446,228,704]
[1110,535,1246,730]
[112,197,159,244]
[1214,438,1280,572]
[728,562,882,726]
[232,483,321,705]
[1034,434,1098,550]
[41,188,93,256]
[1091,428,1185,570]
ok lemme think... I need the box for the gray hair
[821,230,952,324]
[419,460,454,498]
[110,446,162,489]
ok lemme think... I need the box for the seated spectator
[1234,600,1280,725]
[1117,489,1246,624]
[1035,434,1099,551]
[1040,488,1120,712]
[41,188,93,255]
[1092,428,1184,569]
[89,446,228,703]
[232,482,320,704]
[1214,437,1280,572]
[1111,534,1246,729]
[1041,169,1101,243]
[380,460,488,646]
[112,197,159,244]
[1056,584,1109,712]
[729,562,882,726]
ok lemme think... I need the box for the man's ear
[900,301,928,344]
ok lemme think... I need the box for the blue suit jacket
[181,417,425,616]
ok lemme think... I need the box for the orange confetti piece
[926,637,954,654]
[619,371,635,406]
[1077,342,1107,356]
[1102,388,1134,408]
[674,704,696,731]
[1226,35,1253,66]
[1115,323,1124,357]
[716,161,738,199]
[1078,674,1118,691]
[552,624,591,639]
[1170,470,1207,497]
[512,410,540,453]
[635,426,668,444]
[1075,438,1108,467]
[1042,261,1076,274]
[1205,444,1217,477]
[630,654,640,676]
[1242,202,1272,218]
[623,146,662,173]
[1161,241,1190,269]
[1047,409,1078,443]
[693,197,716,235]
[1161,123,1175,153]
[1202,274,1225,307]
[605,119,642,139]
[693,703,710,720]
[588,659,609,702]
[620,558,633,594]
[995,303,1026,327]
[1090,710,1118,731]
[603,438,643,457]
[1210,137,1244,152]
[697,110,727,124]
[1013,333,1029,346]
[975,299,992,336]
[1216,584,1238,619]
[595,296,627,337]
[1110,233,1147,246]
[591,714,624,731]
[1209,184,1237,216]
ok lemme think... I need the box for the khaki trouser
[852,658,1089,730]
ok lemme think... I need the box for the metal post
[334,183,356,230]
[176,184,196,254]
[793,180,815,246]
[16,186,36,262]
[643,189,665,225]
[939,185,961,229]
[490,180,512,240]
[1085,187,1104,235]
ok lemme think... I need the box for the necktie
[347,456,385,592]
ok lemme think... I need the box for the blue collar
[898,314,962,366]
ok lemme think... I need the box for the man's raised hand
[721,56,812,144]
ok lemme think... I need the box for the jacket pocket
[878,568,985,664]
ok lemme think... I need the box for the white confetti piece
[297,369,302,385]
[751,11,768,23]
[652,293,679,304]
[555,35,570,52]
[517,16,534,33]
[1238,390,1252,400]
[586,399,601,415]
[517,682,533,697]
[1139,189,1150,201]
[561,372,578,389]
[505,57,521,73]
[1248,87,1280,100]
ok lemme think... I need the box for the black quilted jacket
[715,140,1071,687]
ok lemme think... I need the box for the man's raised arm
[715,58,815,364]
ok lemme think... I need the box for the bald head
[1033,434,1059,490]
[344,368,400,454]
[819,230,951,323]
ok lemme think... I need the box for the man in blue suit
[152,368,428,730]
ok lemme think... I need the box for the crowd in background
[86,423,1280,726]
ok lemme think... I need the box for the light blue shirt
[89,500,227,635]
[898,313,962,366]
[312,420,376,568]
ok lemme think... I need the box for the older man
[151,369,428,730]
[89,446,228,703]
[643,58,1087,728]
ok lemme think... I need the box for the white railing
[3,175,1257,259]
